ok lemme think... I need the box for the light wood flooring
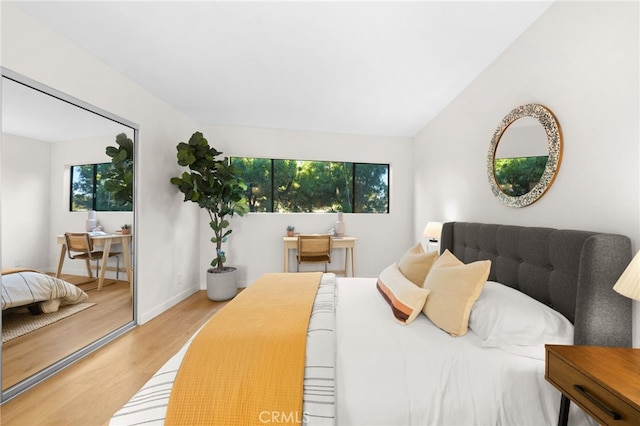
[1,287,229,426]
[2,275,133,390]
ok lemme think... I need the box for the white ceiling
[7,1,554,138]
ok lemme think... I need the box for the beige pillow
[377,264,431,325]
[397,243,438,287]
[422,250,491,336]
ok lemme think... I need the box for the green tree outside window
[232,157,388,213]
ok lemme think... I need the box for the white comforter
[1,270,88,312]
[112,275,595,426]
[335,277,594,426]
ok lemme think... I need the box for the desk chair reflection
[56,233,132,291]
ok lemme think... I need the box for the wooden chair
[296,234,332,272]
[64,232,120,288]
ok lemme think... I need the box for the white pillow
[469,281,574,349]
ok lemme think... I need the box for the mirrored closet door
[1,69,138,401]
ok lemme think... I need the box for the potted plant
[121,224,131,235]
[287,225,295,237]
[104,133,134,209]
[170,131,249,301]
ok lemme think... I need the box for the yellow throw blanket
[165,272,323,426]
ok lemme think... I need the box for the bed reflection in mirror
[1,72,136,399]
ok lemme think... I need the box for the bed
[111,222,632,426]
[1,268,89,314]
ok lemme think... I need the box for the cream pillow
[397,243,438,287]
[422,250,491,336]
[377,263,431,325]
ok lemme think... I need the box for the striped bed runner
[302,273,336,424]
[110,273,336,426]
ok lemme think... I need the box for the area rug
[2,302,96,343]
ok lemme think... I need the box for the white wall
[48,135,133,277]
[198,124,415,286]
[1,3,415,324]
[2,3,201,324]
[3,1,637,336]
[1,134,51,271]
[415,1,639,240]
[413,1,639,341]
[1,132,133,275]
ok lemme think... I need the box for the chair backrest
[65,232,94,256]
[297,234,332,259]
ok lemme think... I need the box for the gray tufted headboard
[440,222,632,347]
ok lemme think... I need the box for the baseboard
[137,286,199,325]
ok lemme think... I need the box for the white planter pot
[207,267,238,301]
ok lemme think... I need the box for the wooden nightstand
[545,345,640,426]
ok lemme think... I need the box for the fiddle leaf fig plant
[170,131,249,272]
[104,132,134,207]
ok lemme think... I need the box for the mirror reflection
[493,116,549,197]
[487,103,562,208]
[1,74,135,393]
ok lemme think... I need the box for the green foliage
[71,161,133,212]
[71,164,95,211]
[170,132,249,271]
[494,156,548,197]
[231,158,388,213]
[274,159,302,211]
[231,157,273,212]
[103,133,134,207]
[354,163,388,213]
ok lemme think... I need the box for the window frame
[69,162,132,212]
[231,157,390,214]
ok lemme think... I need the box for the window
[231,158,389,213]
[70,163,132,211]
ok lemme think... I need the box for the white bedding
[336,277,594,426]
[111,275,595,426]
[1,270,88,312]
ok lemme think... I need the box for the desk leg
[284,246,289,273]
[56,244,67,278]
[97,239,112,291]
[349,247,356,277]
[343,249,348,276]
[122,237,132,292]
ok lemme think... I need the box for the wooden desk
[283,236,357,277]
[545,345,640,426]
[56,233,132,291]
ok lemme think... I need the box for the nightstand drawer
[547,351,640,426]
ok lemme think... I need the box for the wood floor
[1,289,229,426]
[2,275,133,389]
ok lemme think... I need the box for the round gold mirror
[487,104,562,208]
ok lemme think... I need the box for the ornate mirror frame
[487,103,562,208]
